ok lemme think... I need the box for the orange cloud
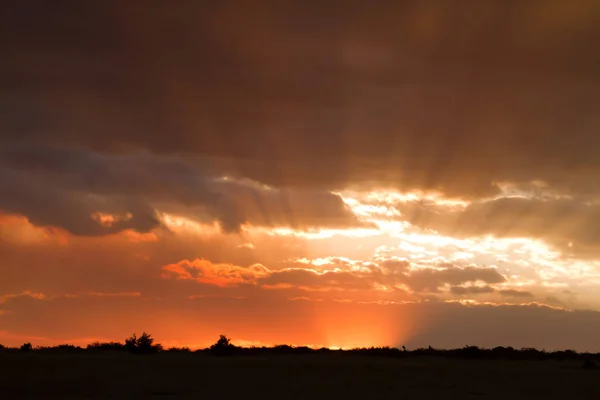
[0,213,69,245]
[160,257,511,301]
[0,291,141,303]
[0,291,46,303]
[161,259,270,287]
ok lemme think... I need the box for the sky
[2,0,600,351]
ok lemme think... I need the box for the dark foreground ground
[1,353,599,399]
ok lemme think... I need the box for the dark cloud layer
[0,168,160,236]
[2,1,600,198]
[0,146,364,234]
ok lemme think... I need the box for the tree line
[1,333,599,363]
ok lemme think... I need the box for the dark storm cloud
[2,0,600,198]
[0,168,160,236]
[0,145,365,234]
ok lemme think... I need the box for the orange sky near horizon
[2,186,600,350]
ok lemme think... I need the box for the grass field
[1,353,599,399]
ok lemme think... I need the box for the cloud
[2,1,600,200]
[0,167,160,236]
[161,259,270,287]
[0,291,142,303]
[450,286,496,296]
[161,257,506,296]
[2,0,600,351]
[0,291,46,303]
[161,259,372,291]
[498,289,534,298]
[207,178,369,232]
[0,146,367,234]
[405,266,506,293]
[261,268,372,291]
[397,197,600,255]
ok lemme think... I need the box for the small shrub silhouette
[87,341,125,352]
[36,344,84,354]
[210,334,236,356]
[165,347,192,353]
[20,342,33,352]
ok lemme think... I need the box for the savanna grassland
[1,352,599,399]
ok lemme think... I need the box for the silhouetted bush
[87,341,125,352]
[37,344,85,354]
[210,334,237,356]
[165,347,192,353]
[272,344,293,354]
[294,346,313,354]
[353,346,402,357]
[20,342,32,352]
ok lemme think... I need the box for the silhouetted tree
[20,342,32,352]
[210,334,236,356]
[137,332,162,354]
[124,332,162,354]
[125,333,138,353]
